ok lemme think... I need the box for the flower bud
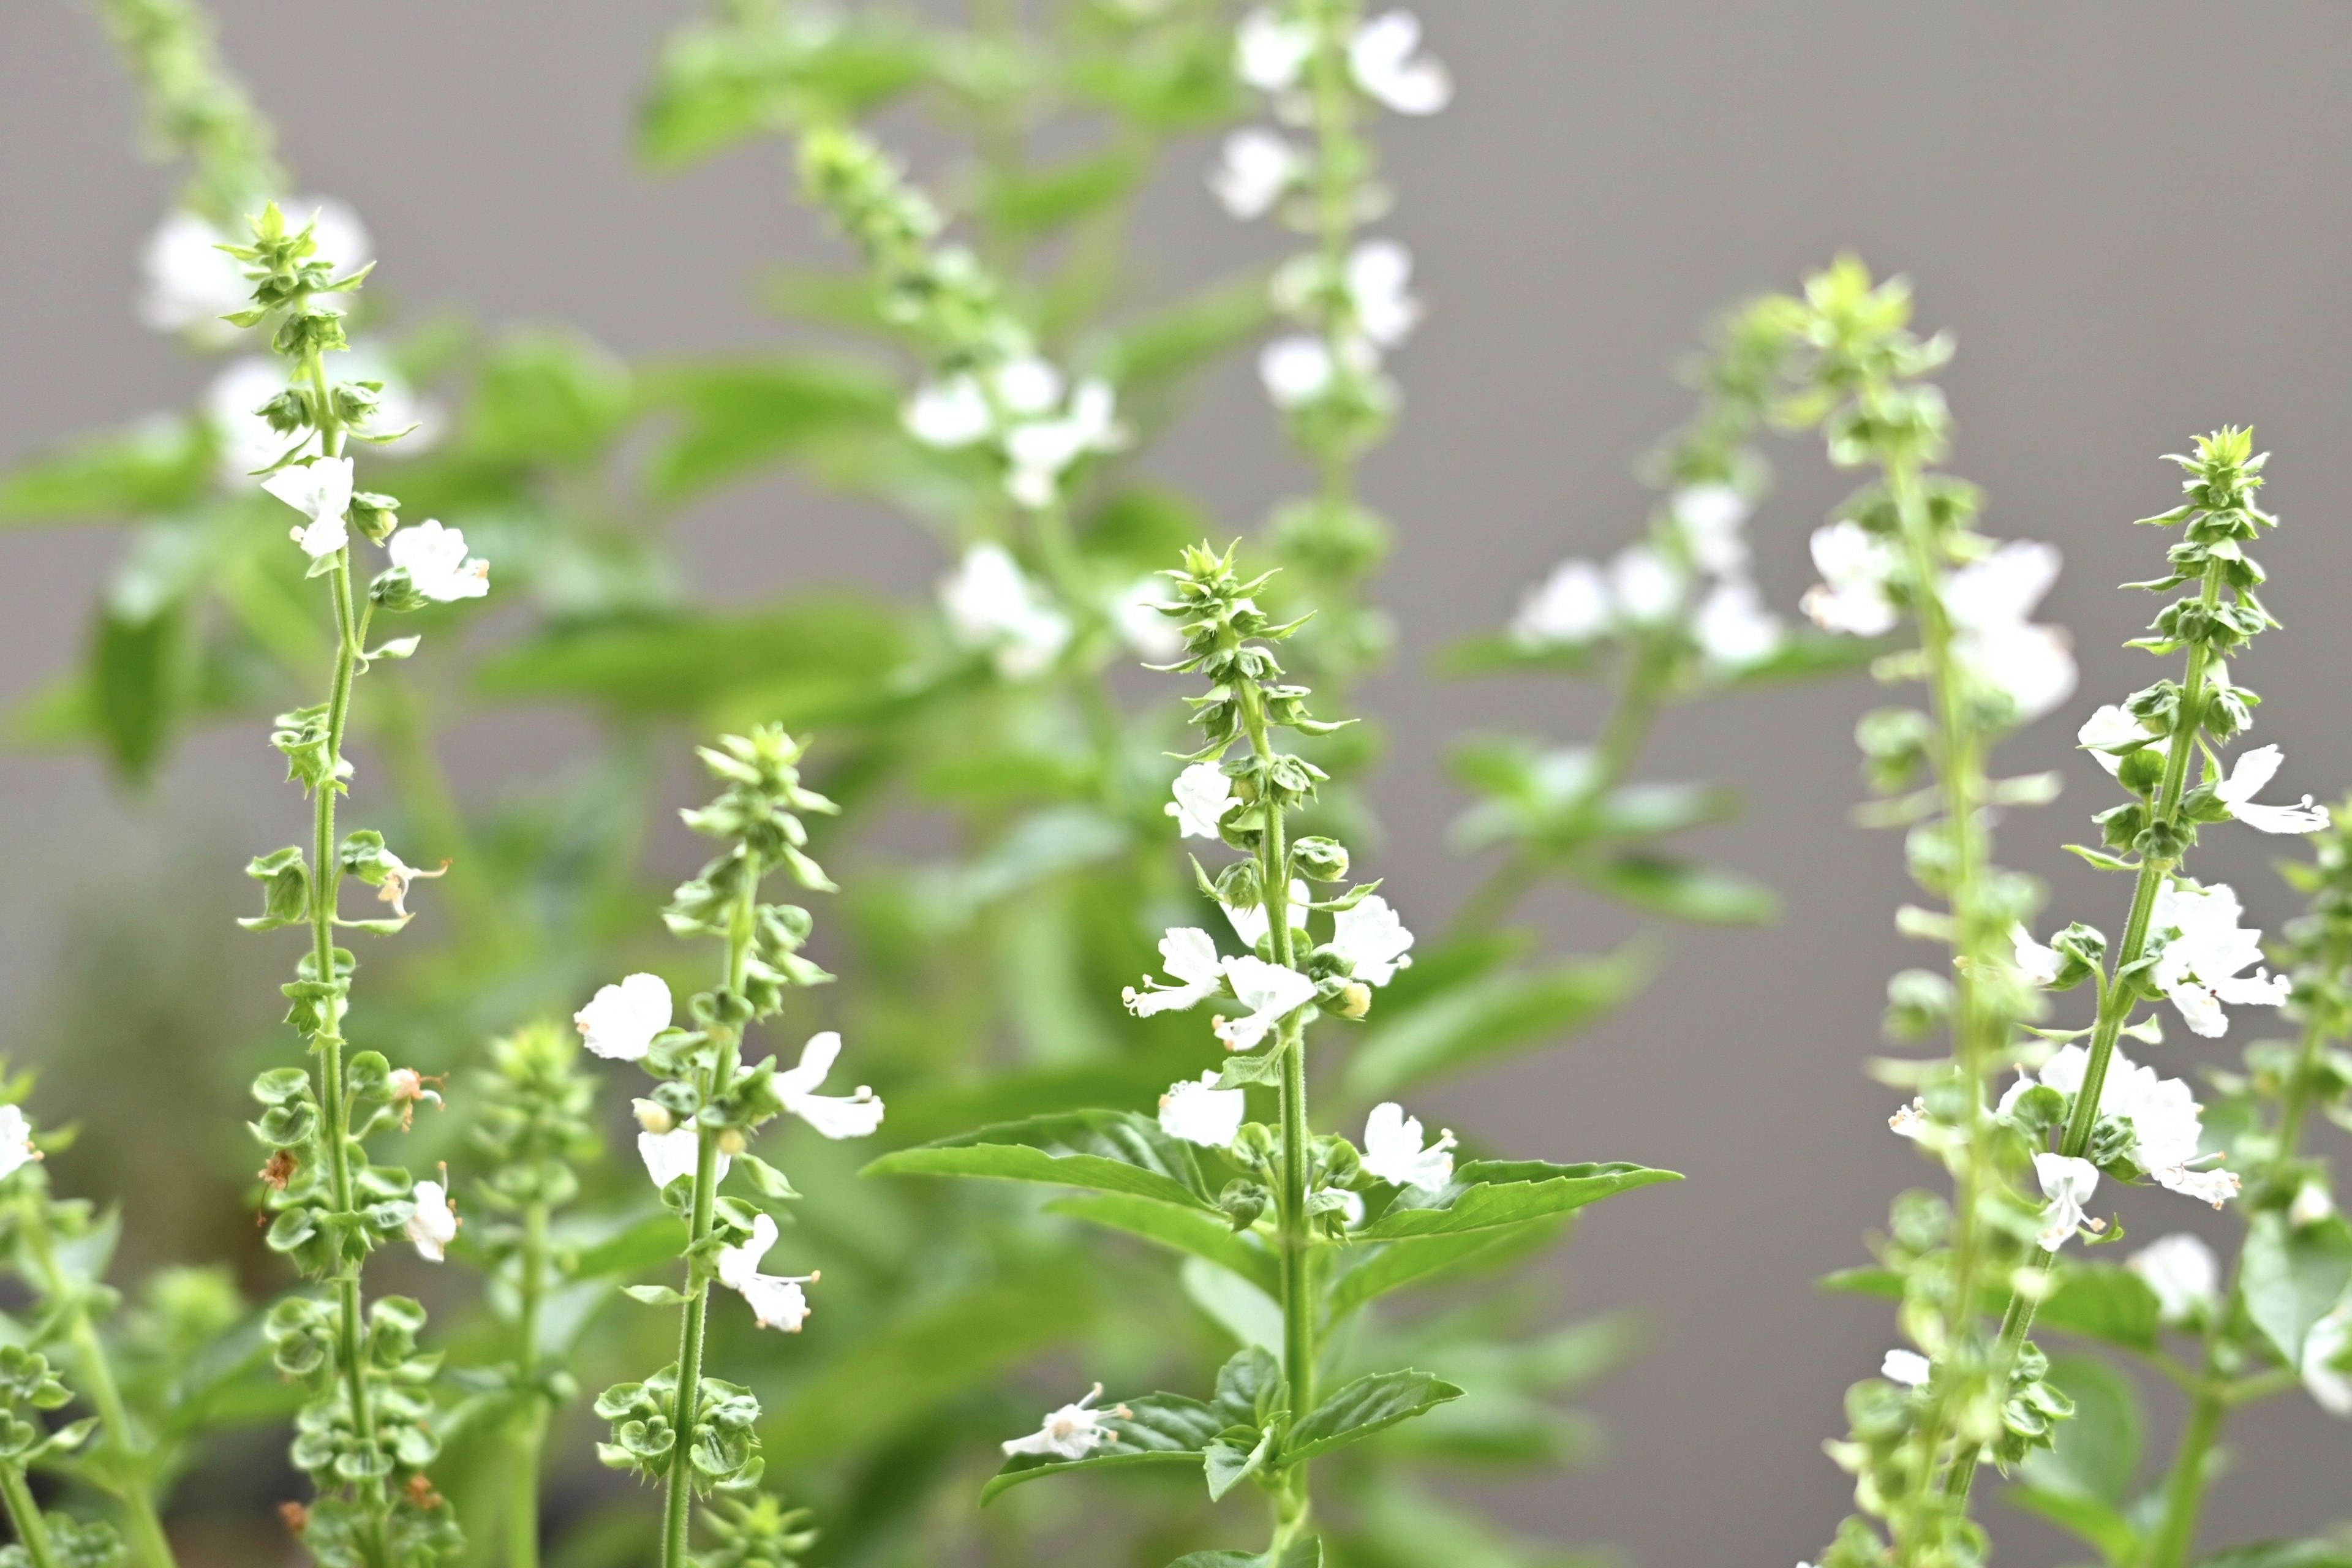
[1212,858,1263,912]
[1291,836,1349,883]
[1218,1178,1269,1232]
[1335,982,1371,1020]
[633,1099,673,1136]
[717,1128,748,1157]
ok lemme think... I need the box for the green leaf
[1323,1223,1558,1324]
[2019,1353,2141,1507]
[91,600,191,783]
[464,327,633,467]
[979,145,1147,237]
[981,1392,1222,1503]
[1183,1258,1282,1352]
[734,1154,801,1200]
[1204,1426,1273,1501]
[560,1213,688,1281]
[1818,1266,1902,1298]
[865,1110,1213,1210]
[622,1284,690,1306]
[1712,629,1888,688]
[1343,948,1651,1102]
[1046,1194,1280,1297]
[2037,1263,2162,1354]
[1167,1541,1321,1568]
[0,418,212,523]
[1438,631,1600,678]
[638,13,930,169]
[1213,1347,1286,1428]
[1283,1370,1462,1462]
[1360,1161,1681,1240]
[2006,1484,2140,1566]
[636,354,897,502]
[1095,273,1274,391]
[2242,1213,2352,1369]
[1570,854,1777,924]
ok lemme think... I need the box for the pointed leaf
[1323,1223,1558,1324]
[1047,1194,1280,1296]
[1570,854,1777,924]
[1283,1370,1462,1462]
[2242,1213,2352,1370]
[1360,1161,1680,1240]
[2037,1263,2162,1355]
[865,1110,1213,1209]
[1204,1425,1273,1501]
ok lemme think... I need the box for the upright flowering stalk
[466,1025,598,1568]
[579,726,880,1568]
[225,204,474,1568]
[873,544,1674,1561]
[1215,1,1447,693]
[1771,260,2085,1568]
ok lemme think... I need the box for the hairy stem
[0,1463,56,1568]
[508,1198,549,1568]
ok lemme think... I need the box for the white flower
[1800,519,1900,636]
[385,519,490,602]
[1691,577,1782,668]
[1223,880,1311,948]
[1005,379,1123,509]
[2209,746,2329,835]
[386,1066,444,1129]
[369,850,448,922]
[1510,559,1611,647]
[2078,703,2155,769]
[1169,763,1238,839]
[2305,1305,2352,1416]
[2011,1045,2239,1207]
[638,1127,729,1192]
[263,456,355,559]
[2291,1182,2337,1229]
[205,351,428,480]
[1210,127,1302,219]
[1115,577,1186,662]
[575,973,672,1061]
[940,544,1072,679]
[903,374,993,448]
[1671,483,1752,574]
[1123,927,1227,1017]
[2011,925,2064,987]
[1330,894,1414,986]
[1259,334,1337,407]
[1346,239,1420,349]
[1942,541,2075,723]
[2034,1153,2100,1251]
[1888,1098,1928,1139]
[140,197,369,340]
[1213,956,1319,1052]
[2148,880,2291,1038]
[715,1213,815,1331]
[1348,10,1452,115]
[1236,7,1314,92]
[1159,1071,1246,1149]
[405,1178,458,1262]
[772,1031,884,1139]
[1362,1101,1456,1190]
[2128,1233,2220,1326]
[1880,1349,1931,1387]
[1607,544,1684,625]
[0,1106,38,1181]
[1003,1384,1129,1460]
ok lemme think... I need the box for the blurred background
[4,2,2352,1565]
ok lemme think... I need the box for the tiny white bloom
[1511,559,1611,647]
[405,1178,458,1262]
[715,1213,816,1331]
[1209,127,1302,219]
[0,1106,38,1181]
[1800,519,1899,637]
[638,1127,729,1192]
[1003,1383,1129,1460]
[1691,576,1782,668]
[940,544,1073,679]
[1213,956,1319,1052]
[385,519,490,602]
[369,849,448,921]
[2033,1152,2100,1251]
[2291,1181,2337,1229]
[1123,927,1227,1017]
[1362,1101,1457,1190]
[2209,745,2329,835]
[1329,894,1415,986]
[1607,544,1683,625]
[2305,1305,2352,1415]
[2078,703,2154,771]
[2128,1233,2220,1326]
[1880,1349,1931,1387]
[903,374,992,448]
[994,356,1065,417]
[772,1031,884,1140]
[1005,379,1123,509]
[1223,880,1311,949]
[1888,1098,1928,1139]
[1159,1071,1246,1150]
[1942,541,2075,722]
[1259,334,1337,408]
[2013,1044,2238,1207]
[1346,239,1420,349]
[2148,880,2290,1038]
[1115,577,1186,662]
[2011,925,2064,987]
[1169,763,1238,839]
[575,973,672,1061]
[1670,483,1752,574]
[263,456,355,559]
[1348,10,1452,115]
[1235,7,1314,92]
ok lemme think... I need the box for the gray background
[5,2,2351,1562]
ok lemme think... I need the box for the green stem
[0,1463,57,1568]
[1946,558,2228,1510]
[508,1199,549,1568]
[2144,1388,2225,1568]
[660,860,759,1568]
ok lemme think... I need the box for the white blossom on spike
[1801,519,1900,636]
[1159,1071,1246,1150]
[2078,704,2155,772]
[2128,1233,2220,1326]
[1235,8,1314,92]
[1213,956,1318,1052]
[1691,578,1782,668]
[1348,10,1452,114]
[772,1031,884,1139]
[903,374,992,448]
[1123,927,1227,1017]
[1210,128,1302,219]
[1115,577,1186,662]
[1607,544,1683,625]
[1330,895,1414,986]
[1259,335,1337,408]
[638,1127,729,1193]
[386,519,490,601]
[1671,483,1752,573]
[715,1213,815,1331]
[1511,559,1611,647]
[2305,1306,2352,1417]
[2011,925,2064,987]
[1169,763,1238,839]
[263,456,355,559]
[2033,1153,2100,1251]
[1005,379,1123,509]
[1346,239,1420,348]
[0,1106,37,1181]
[1362,1101,1455,1190]
[575,973,672,1061]
[1941,541,2076,723]
[1888,1098,1928,1139]
[2209,746,2330,835]
[405,1178,458,1262]
[1880,1349,1931,1387]
[2147,880,2290,1038]
[1223,880,1311,948]
[940,544,1073,680]
[2291,1182,2337,1229]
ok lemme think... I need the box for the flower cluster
[579,726,878,1567]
